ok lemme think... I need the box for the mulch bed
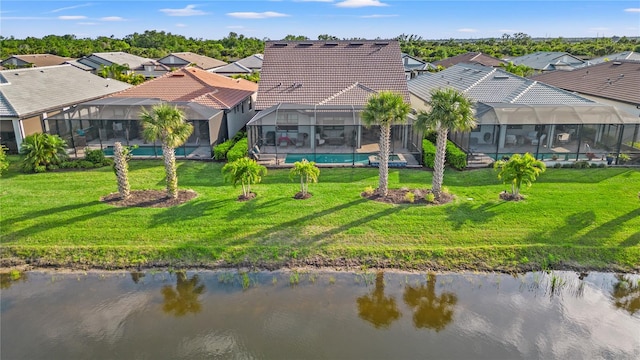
[101,189,198,208]
[293,192,313,200]
[362,188,454,205]
[499,191,525,201]
[237,192,256,202]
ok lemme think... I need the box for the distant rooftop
[432,52,506,68]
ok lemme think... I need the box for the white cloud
[294,0,334,2]
[100,16,125,22]
[51,3,92,13]
[335,0,388,8]
[623,8,640,13]
[360,14,398,18]
[159,4,207,17]
[226,11,289,19]
[176,23,187,28]
[458,28,478,33]
[59,15,87,20]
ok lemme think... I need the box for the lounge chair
[531,134,546,146]
[249,145,278,165]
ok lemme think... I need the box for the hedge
[226,138,249,162]
[213,139,235,160]
[424,131,467,170]
[422,139,436,168]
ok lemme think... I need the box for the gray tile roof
[531,60,640,105]
[0,65,131,117]
[506,52,585,71]
[580,51,640,67]
[236,54,263,70]
[256,40,409,110]
[433,52,506,68]
[210,62,252,75]
[408,63,594,105]
[1,54,69,67]
[78,52,170,77]
[158,52,227,70]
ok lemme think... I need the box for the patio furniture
[557,132,570,144]
[315,134,326,146]
[250,145,278,165]
[532,134,546,146]
[525,131,538,144]
[505,134,517,146]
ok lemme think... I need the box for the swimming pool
[102,146,197,157]
[284,153,374,164]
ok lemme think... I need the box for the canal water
[1,270,639,359]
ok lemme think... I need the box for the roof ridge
[193,90,227,108]
[317,82,360,105]
[464,67,496,93]
[510,80,537,103]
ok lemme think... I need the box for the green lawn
[1,157,639,272]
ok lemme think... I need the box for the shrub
[77,160,95,169]
[226,138,249,162]
[422,139,436,168]
[363,186,375,196]
[572,160,590,169]
[213,139,235,160]
[84,148,106,165]
[553,163,562,168]
[20,133,68,173]
[425,192,435,203]
[446,141,467,170]
[404,192,415,203]
[0,145,8,176]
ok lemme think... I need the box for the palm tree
[140,103,193,199]
[222,157,267,199]
[289,159,320,197]
[494,152,546,197]
[416,88,475,199]
[361,91,411,196]
[112,142,131,199]
[19,133,68,173]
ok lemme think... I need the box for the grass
[1,156,639,272]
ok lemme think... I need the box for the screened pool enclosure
[44,98,221,158]
[246,104,422,165]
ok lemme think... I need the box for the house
[245,40,418,166]
[44,67,258,158]
[506,51,585,72]
[0,65,131,153]
[157,52,227,71]
[408,63,637,163]
[579,51,640,67]
[1,54,69,69]
[531,60,640,162]
[210,54,263,76]
[432,52,506,68]
[402,53,436,79]
[77,52,170,78]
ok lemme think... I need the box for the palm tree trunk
[378,124,391,196]
[113,142,130,200]
[300,175,305,195]
[432,127,448,199]
[162,143,178,199]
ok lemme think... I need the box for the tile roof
[579,51,640,67]
[1,54,69,67]
[110,67,258,110]
[160,52,227,70]
[256,40,409,110]
[408,63,594,105]
[0,65,131,117]
[78,52,171,77]
[236,54,263,70]
[506,51,585,71]
[433,52,506,68]
[530,60,640,105]
[210,62,252,75]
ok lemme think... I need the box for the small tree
[140,103,193,199]
[494,153,546,198]
[112,142,133,199]
[20,133,68,173]
[222,157,267,199]
[0,145,9,176]
[289,159,320,197]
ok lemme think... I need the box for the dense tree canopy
[2,31,636,63]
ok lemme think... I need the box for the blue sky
[1,1,639,40]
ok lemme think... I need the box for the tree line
[2,31,638,63]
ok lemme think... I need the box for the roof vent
[324,42,338,46]
[612,61,622,65]
[299,43,313,47]
[349,42,363,46]
[171,73,185,77]
[374,41,389,46]
[273,43,288,47]
[494,75,510,79]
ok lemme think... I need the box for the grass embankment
[1,157,639,272]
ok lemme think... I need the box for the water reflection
[612,274,640,315]
[403,273,457,331]
[356,272,401,328]
[130,271,145,284]
[161,272,206,316]
[0,271,27,289]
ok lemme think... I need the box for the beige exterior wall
[22,115,43,136]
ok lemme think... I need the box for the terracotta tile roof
[433,52,506,68]
[530,60,640,105]
[2,54,69,67]
[164,52,227,70]
[255,40,409,110]
[110,67,258,110]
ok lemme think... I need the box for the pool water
[103,146,197,157]
[285,153,373,164]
